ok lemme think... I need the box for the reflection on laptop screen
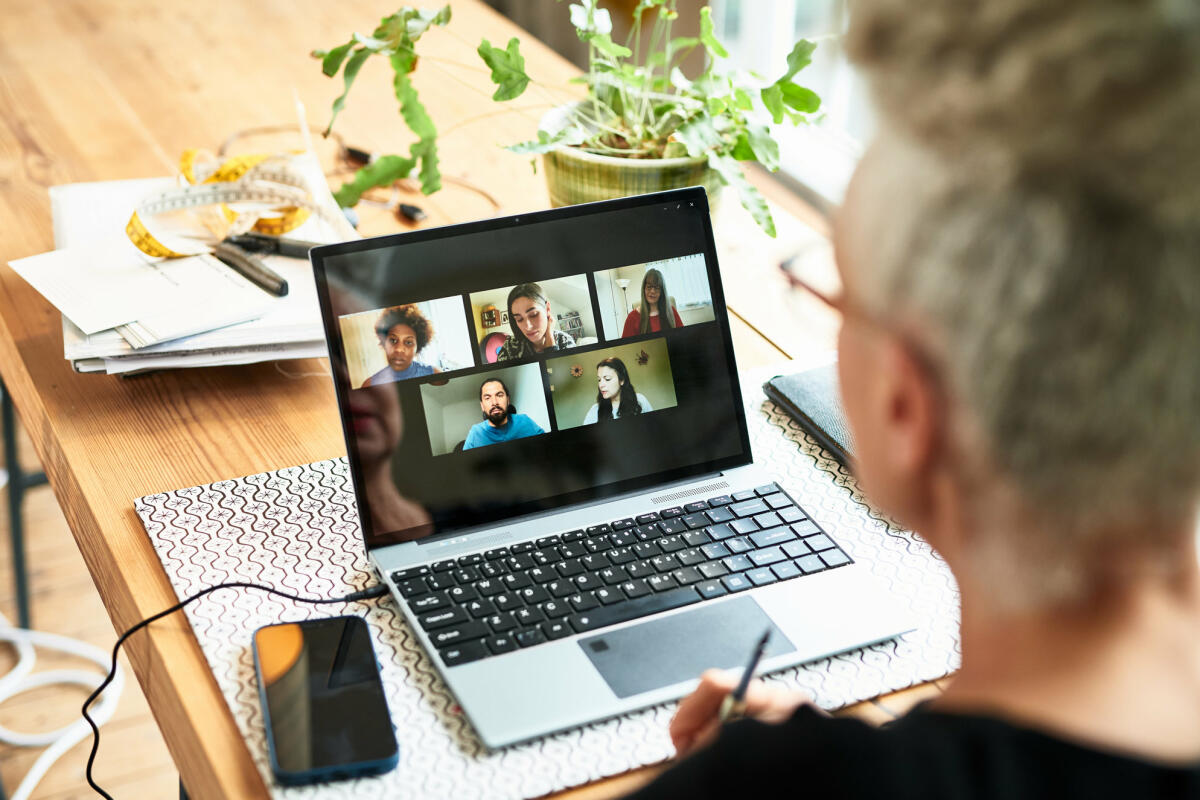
[312,190,751,548]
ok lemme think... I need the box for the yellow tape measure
[125,149,326,259]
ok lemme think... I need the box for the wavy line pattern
[133,382,959,799]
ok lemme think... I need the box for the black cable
[81,581,388,799]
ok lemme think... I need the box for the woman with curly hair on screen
[624,1,1200,798]
[582,357,653,424]
[361,304,441,387]
[621,268,683,337]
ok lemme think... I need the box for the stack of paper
[8,159,356,375]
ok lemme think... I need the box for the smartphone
[252,615,398,786]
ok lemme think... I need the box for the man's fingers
[669,670,738,752]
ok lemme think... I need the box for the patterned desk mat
[135,376,960,799]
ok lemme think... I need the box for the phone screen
[253,615,397,784]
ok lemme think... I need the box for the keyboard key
[607,546,636,564]
[541,620,572,640]
[626,559,656,579]
[821,549,851,567]
[574,573,604,592]
[545,579,575,598]
[584,536,611,552]
[609,531,636,547]
[747,567,777,586]
[568,592,599,612]
[683,530,712,547]
[561,529,585,542]
[707,495,733,507]
[777,506,805,523]
[559,541,587,559]
[431,560,457,573]
[515,628,547,648]
[750,527,796,549]
[657,519,686,535]
[486,634,518,655]
[684,501,709,513]
[731,499,769,517]
[731,518,759,535]
[518,585,550,604]
[612,518,635,530]
[540,599,571,618]
[748,546,786,566]
[633,541,662,559]
[391,566,430,581]
[708,523,736,541]
[465,598,496,618]
[755,483,781,496]
[567,587,702,633]
[721,573,753,593]
[753,511,782,529]
[682,513,710,530]
[726,537,753,554]
[557,558,585,577]
[430,620,488,648]
[634,524,660,540]
[457,553,485,566]
[783,540,811,558]
[527,566,555,584]
[647,573,678,592]
[805,534,835,552]
[620,579,651,599]
[594,586,623,605]
[731,490,756,502]
[486,612,518,633]
[771,561,802,581]
[515,606,546,626]
[791,520,821,536]
[599,566,628,585]
[765,492,792,509]
[531,549,559,566]
[440,640,487,666]
[698,560,730,579]
[696,579,729,599]
[795,554,826,574]
[651,554,681,573]
[705,507,735,524]
[475,578,503,596]
[677,547,706,566]
[447,585,478,604]
[419,607,468,630]
[510,542,534,553]
[484,547,509,560]
[493,592,522,612]
[479,562,508,579]
[502,572,532,591]
[586,524,612,536]
[410,591,449,612]
[397,577,430,598]
[671,566,704,585]
[506,554,535,571]
[580,553,610,571]
[659,535,686,553]
[723,554,753,572]
[635,512,660,525]
[702,542,731,560]
[536,536,561,548]
[660,507,684,518]
[426,573,455,591]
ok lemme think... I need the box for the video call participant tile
[594,253,716,340]
[419,363,551,456]
[340,297,475,388]
[469,275,599,363]
[545,338,678,431]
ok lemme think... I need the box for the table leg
[2,383,48,629]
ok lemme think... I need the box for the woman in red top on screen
[621,268,683,337]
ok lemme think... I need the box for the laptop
[310,187,914,748]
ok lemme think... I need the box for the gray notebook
[763,364,854,465]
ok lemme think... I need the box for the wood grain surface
[0,1,934,797]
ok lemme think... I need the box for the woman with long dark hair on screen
[582,357,653,425]
[622,268,683,337]
[495,282,575,360]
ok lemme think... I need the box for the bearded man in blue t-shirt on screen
[462,378,545,450]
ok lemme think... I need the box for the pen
[211,241,289,297]
[225,232,321,260]
[718,628,772,723]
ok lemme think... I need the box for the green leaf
[745,122,780,170]
[706,96,727,115]
[391,53,439,193]
[732,133,755,162]
[779,39,817,83]
[733,88,754,110]
[674,117,722,158]
[314,40,354,76]
[325,47,372,135]
[333,155,416,207]
[699,7,729,59]
[662,141,689,158]
[780,82,821,113]
[709,154,776,237]
[669,36,700,51]
[477,37,531,101]
[591,33,633,59]
[507,127,588,155]
[760,84,784,124]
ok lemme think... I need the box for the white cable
[0,611,124,800]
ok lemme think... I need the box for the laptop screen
[312,188,752,549]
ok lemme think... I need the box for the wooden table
[0,2,938,797]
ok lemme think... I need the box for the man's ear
[878,337,940,475]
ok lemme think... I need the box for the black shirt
[625,706,1200,799]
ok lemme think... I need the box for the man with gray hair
[627,0,1200,796]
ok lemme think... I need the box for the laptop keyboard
[390,483,853,667]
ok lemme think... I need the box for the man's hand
[670,669,810,757]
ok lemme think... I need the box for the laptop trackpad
[579,597,796,699]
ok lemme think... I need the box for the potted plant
[314,1,820,236]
